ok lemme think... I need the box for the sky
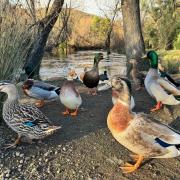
[10,0,116,17]
[82,0,104,16]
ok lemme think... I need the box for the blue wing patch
[155,138,173,148]
[23,121,36,127]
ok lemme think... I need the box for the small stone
[5,173,10,178]
[55,151,58,155]
[62,147,66,151]
[44,152,49,157]
[25,157,30,161]
[18,164,22,168]
[57,170,60,174]
[45,159,48,163]
[15,152,20,157]
[18,168,21,172]
[19,160,24,164]
[20,154,24,158]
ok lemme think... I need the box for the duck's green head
[146,50,158,69]
[94,53,104,67]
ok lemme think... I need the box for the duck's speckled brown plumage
[0,82,60,143]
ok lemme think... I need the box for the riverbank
[0,79,180,180]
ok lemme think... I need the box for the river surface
[40,50,127,81]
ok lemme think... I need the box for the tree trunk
[24,0,64,79]
[105,33,111,55]
[121,0,147,73]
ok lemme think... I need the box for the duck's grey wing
[30,86,53,99]
[34,81,58,91]
[134,113,180,145]
[157,78,180,96]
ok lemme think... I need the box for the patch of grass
[158,50,180,74]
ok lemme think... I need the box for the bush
[0,2,33,123]
[158,50,180,74]
[174,34,180,50]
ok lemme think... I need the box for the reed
[0,2,33,123]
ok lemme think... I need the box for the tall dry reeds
[0,1,33,122]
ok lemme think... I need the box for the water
[40,50,127,81]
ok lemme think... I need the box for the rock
[19,160,24,164]
[20,154,24,158]
[44,152,49,157]
[15,152,20,157]
[18,165,22,168]
[55,151,58,155]
[25,157,30,161]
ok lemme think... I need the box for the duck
[143,50,180,111]
[129,59,145,90]
[60,80,82,116]
[22,79,60,107]
[0,81,61,149]
[107,76,180,173]
[99,70,109,82]
[83,53,104,95]
[111,76,135,110]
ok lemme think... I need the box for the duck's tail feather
[46,125,61,135]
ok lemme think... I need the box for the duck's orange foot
[62,108,70,115]
[35,100,45,107]
[120,155,143,173]
[70,108,78,116]
[150,101,162,112]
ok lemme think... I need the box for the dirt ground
[0,79,180,180]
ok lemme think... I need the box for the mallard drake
[22,79,60,107]
[60,80,82,116]
[107,76,180,173]
[111,76,135,110]
[143,51,180,111]
[129,59,145,90]
[83,53,104,95]
[0,81,61,149]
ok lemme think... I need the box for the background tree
[23,0,64,79]
[141,0,180,50]
[96,0,121,54]
[121,0,146,71]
